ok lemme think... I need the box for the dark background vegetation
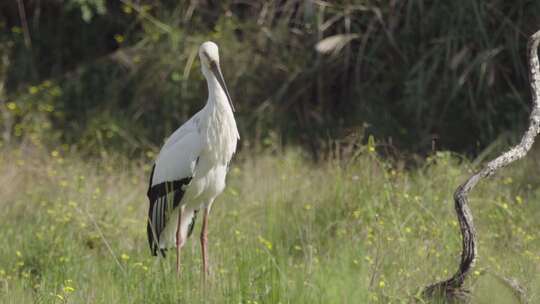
[1,0,540,159]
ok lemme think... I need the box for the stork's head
[199,41,235,112]
[199,41,220,66]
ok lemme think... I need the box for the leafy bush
[1,1,540,157]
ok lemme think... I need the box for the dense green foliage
[1,1,540,156]
[0,147,539,303]
[1,2,540,302]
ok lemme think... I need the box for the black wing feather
[146,164,194,256]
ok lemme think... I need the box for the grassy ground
[0,145,539,303]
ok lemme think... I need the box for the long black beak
[210,61,235,112]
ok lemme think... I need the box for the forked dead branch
[423,29,540,302]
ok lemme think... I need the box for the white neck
[202,66,232,113]
[200,65,239,163]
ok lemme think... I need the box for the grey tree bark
[423,29,540,302]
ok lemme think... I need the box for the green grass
[0,146,539,303]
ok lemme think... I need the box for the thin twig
[490,272,528,304]
[423,29,540,302]
[77,206,127,275]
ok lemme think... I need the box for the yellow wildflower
[257,236,273,250]
[63,286,75,293]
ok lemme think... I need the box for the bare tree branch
[16,0,32,49]
[422,29,540,302]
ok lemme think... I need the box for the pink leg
[176,206,184,277]
[200,207,210,279]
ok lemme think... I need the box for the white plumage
[146,41,239,276]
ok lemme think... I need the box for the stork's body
[147,41,238,276]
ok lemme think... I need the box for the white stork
[146,41,239,277]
